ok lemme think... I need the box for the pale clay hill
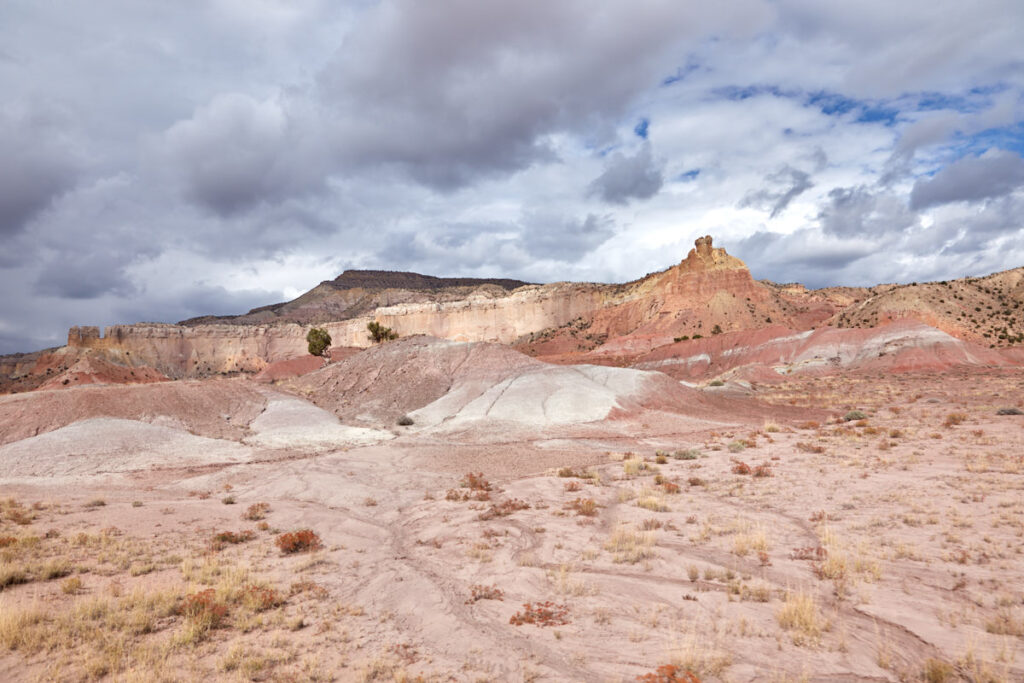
[1,238,1024,681]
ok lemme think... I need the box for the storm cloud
[589,144,664,205]
[910,149,1024,210]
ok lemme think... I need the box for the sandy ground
[1,356,1023,681]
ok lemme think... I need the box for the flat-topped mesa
[678,235,748,273]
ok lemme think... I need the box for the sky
[2,1,1023,354]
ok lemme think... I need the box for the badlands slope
[1,237,1023,681]
[1,333,1023,681]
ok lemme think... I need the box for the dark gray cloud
[162,94,328,215]
[521,212,616,260]
[733,229,875,287]
[34,253,136,300]
[116,284,283,325]
[910,149,1024,210]
[0,107,79,235]
[739,165,814,218]
[312,2,765,191]
[818,186,919,237]
[589,144,664,205]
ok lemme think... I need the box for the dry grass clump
[623,456,648,477]
[604,526,656,564]
[241,502,270,521]
[943,412,967,427]
[776,589,828,644]
[565,497,598,516]
[636,491,669,513]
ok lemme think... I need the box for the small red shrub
[460,472,492,491]
[731,462,751,475]
[178,589,228,627]
[466,584,504,604]
[509,601,570,627]
[636,665,701,683]
[275,529,323,554]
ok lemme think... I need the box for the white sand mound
[0,417,255,477]
[412,364,687,430]
[243,395,394,451]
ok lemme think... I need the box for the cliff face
[34,235,1021,385]
[64,283,607,378]
[54,236,840,378]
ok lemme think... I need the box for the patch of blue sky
[806,91,859,116]
[952,122,1024,156]
[634,118,649,139]
[856,106,899,125]
[712,84,789,100]
[675,169,700,182]
[660,57,701,86]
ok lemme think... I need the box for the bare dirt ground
[1,359,1023,681]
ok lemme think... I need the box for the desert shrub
[563,481,582,492]
[509,601,569,627]
[674,336,689,342]
[240,584,281,612]
[210,530,256,551]
[673,449,700,460]
[727,440,745,452]
[661,481,680,494]
[790,546,828,561]
[61,576,83,594]
[275,530,323,554]
[306,327,332,356]
[711,324,723,335]
[731,462,751,475]
[997,407,1023,415]
[242,502,270,521]
[178,589,228,630]
[687,477,705,487]
[221,496,235,505]
[708,379,725,387]
[459,472,492,491]
[795,441,825,454]
[465,584,504,604]
[397,414,414,426]
[752,464,773,478]
[842,410,866,421]
[366,321,398,343]
[478,499,530,520]
[943,412,967,427]
[636,664,701,683]
[566,498,597,516]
